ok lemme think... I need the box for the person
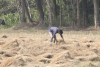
[48,26,64,43]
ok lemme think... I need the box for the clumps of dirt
[59,46,68,50]
[74,50,100,61]
[24,57,33,63]
[80,39,94,43]
[77,61,100,67]
[1,39,19,49]
[58,40,65,43]
[0,55,35,67]
[39,58,51,64]
[12,56,26,66]
[3,53,12,57]
[0,51,5,54]
[87,44,91,48]
[0,31,100,67]
[0,42,5,45]
[38,53,54,64]
[30,51,45,56]
[0,51,18,58]
[10,47,21,51]
[43,54,54,59]
[92,49,98,54]
[55,39,66,45]
[48,51,71,64]
[2,35,8,38]
[0,57,15,67]
[44,39,48,41]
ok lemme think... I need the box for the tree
[16,0,21,23]
[21,0,32,23]
[70,0,77,27]
[21,0,26,23]
[1,0,100,28]
[25,0,32,23]
[60,0,62,26]
[93,0,99,28]
[52,0,57,23]
[77,0,81,27]
[35,0,44,25]
[46,0,53,27]
[26,0,32,19]
[82,0,89,27]
[43,0,46,25]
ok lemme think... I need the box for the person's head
[58,29,63,34]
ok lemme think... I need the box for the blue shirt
[48,27,63,38]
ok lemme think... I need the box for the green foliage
[9,0,15,2]
[0,13,19,29]
[0,0,8,9]
[60,0,74,26]
[31,9,38,21]
[0,0,99,28]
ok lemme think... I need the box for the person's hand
[62,39,66,43]
[63,40,65,43]
[61,38,65,43]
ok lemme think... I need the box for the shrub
[0,13,19,29]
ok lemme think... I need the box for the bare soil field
[0,28,100,67]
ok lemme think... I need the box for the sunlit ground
[0,28,100,67]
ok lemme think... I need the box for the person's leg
[49,32,52,38]
[49,32,53,42]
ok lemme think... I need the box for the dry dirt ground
[0,28,100,67]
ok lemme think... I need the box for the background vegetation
[0,0,99,29]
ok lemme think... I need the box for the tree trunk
[24,0,32,23]
[52,0,57,23]
[60,0,62,26]
[46,0,53,27]
[21,0,26,23]
[71,0,77,27]
[43,0,46,25]
[26,0,32,20]
[82,0,89,27]
[16,0,21,23]
[77,0,81,27]
[93,0,99,28]
[35,0,44,25]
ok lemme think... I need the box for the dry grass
[0,28,100,67]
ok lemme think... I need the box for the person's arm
[60,34,64,41]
